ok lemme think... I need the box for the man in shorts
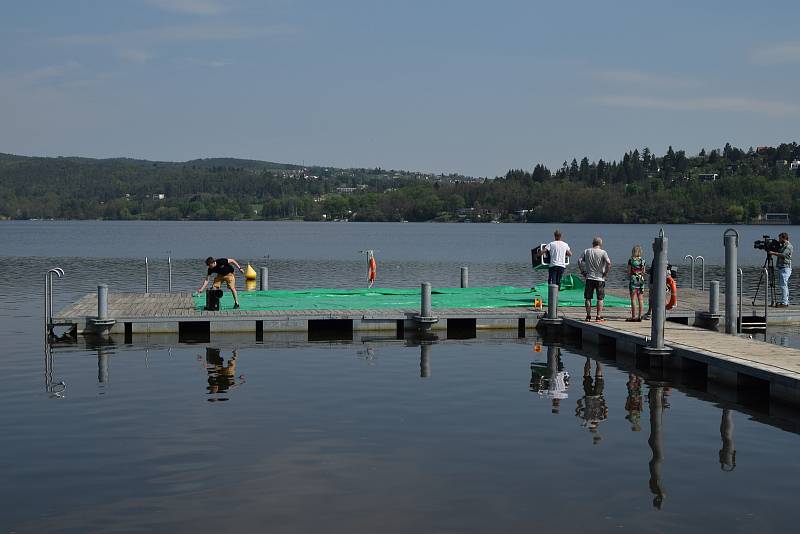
[545,229,572,287]
[197,256,244,309]
[579,236,611,322]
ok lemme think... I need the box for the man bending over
[198,257,244,309]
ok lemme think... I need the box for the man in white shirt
[545,229,571,287]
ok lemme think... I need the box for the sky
[2,0,799,177]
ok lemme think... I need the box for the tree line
[1,142,798,223]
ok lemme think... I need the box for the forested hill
[1,143,799,223]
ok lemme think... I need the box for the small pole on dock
[547,284,559,320]
[97,284,109,320]
[421,282,432,317]
[763,267,769,327]
[647,229,669,354]
[709,281,720,316]
[145,257,150,294]
[168,257,172,292]
[460,266,469,288]
[259,267,269,291]
[723,229,739,334]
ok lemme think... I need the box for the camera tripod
[752,253,778,307]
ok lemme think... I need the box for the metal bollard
[259,267,269,291]
[723,229,739,334]
[145,257,150,294]
[649,229,668,351]
[168,257,172,292]
[460,266,469,288]
[709,281,720,315]
[548,284,559,320]
[97,284,109,320]
[421,282,432,317]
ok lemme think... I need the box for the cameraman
[770,232,793,307]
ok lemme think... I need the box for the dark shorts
[584,279,605,300]
[548,266,565,286]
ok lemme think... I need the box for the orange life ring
[368,257,377,281]
[666,276,677,310]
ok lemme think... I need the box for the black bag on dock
[205,289,224,311]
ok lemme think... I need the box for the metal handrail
[737,268,743,333]
[696,256,705,291]
[684,255,695,289]
[45,267,64,334]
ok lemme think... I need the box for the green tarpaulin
[192,274,630,311]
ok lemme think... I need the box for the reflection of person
[205,348,243,400]
[545,229,572,287]
[198,257,244,309]
[575,357,608,443]
[769,232,792,307]
[530,346,570,414]
[579,237,611,322]
[625,374,643,431]
[627,245,646,322]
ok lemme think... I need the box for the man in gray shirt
[770,232,792,307]
[579,236,612,321]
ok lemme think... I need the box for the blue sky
[2,0,799,176]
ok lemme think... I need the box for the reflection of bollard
[724,229,739,334]
[719,408,736,471]
[709,281,720,315]
[420,344,431,378]
[98,284,108,320]
[648,384,666,510]
[460,267,469,288]
[259,267,269,291]
[98,348,109,384]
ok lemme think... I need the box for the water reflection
[719,408,736,471]
[576,358,607,443]
[625,374,644,432]
[530,345,570,414]
[204,348,244,401]
[647,382,668,510]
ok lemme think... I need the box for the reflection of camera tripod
[752,253,777,307]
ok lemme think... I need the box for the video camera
[753,235,782,253]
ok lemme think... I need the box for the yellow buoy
[245,264,257,281]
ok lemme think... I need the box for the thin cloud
[52,24,294,46]
[118,50,154,63]
[145,0,227,15]
[590,94,800,117]
[186,58,229,68]
[595,69,700,89]
[750,41,800,64]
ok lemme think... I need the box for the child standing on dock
[197,257,244,309]
[627,245,646,321]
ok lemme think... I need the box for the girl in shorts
[627,245,646,321]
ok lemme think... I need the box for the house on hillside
[698,173,719,182]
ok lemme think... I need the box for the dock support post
[145,257,150,294]
[643,229,671,358]
[723,229,739,334]
[259,267,269,291]
[548,284,559,320]
[709,281,720,315]
[460,266,469,288]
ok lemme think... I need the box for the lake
[2,221,800,532]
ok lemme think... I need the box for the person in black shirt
[197,256,244,309]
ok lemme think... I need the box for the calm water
[3,221,800,532]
